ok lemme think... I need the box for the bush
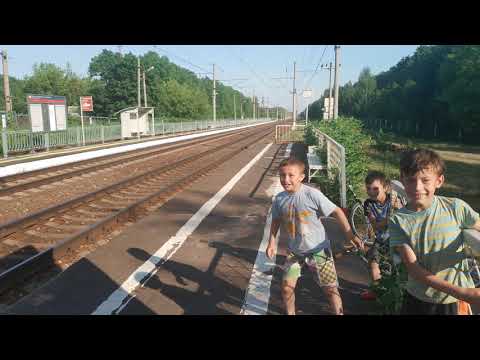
[307,117,373,207]
[370,263,408,314]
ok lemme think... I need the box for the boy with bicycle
[266,157,362,315]
[360,171,405,300]
[390,149,480,314]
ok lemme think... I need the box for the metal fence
[275,124,306,143]
[1,118,272,158]
[313,128,347,208]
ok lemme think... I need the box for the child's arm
[330,207,364,250]
[472,219,480,232]
[266,218,281,259]
[395,244,480,305]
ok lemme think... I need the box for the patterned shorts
[282,248,339,288]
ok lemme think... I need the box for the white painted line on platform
[240,143,291,315]
[240,180,283,315]
[0,120,275,178]
[92,142,274,315]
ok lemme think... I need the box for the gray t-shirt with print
[272,184,337,255]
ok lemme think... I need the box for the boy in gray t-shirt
[266,158,362,315]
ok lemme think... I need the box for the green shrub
[308,117,373,207]
[370,263,408,314]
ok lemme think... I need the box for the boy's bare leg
[322,286,344,315]
[370,261,381,282]
[281,278,298,315]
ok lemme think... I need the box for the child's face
[366,180,387,201]
[401,167,444,210]
[279,165,305,193]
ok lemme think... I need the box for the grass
[365,135,480,212]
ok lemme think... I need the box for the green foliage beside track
[0,49,286,124]
[300,45,480,145]
[305,117,373,206]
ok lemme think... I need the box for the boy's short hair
[365,170,389,187]
[279,157,305,173]
[400,148,445,177]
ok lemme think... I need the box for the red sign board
[80,96,93,112]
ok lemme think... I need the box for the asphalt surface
[8,139,378,315]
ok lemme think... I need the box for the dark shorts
[401,291,472,315]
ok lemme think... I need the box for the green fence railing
[1,118,272,159]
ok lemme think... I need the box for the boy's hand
[351,235,364,251]
[266,242,276,259]
[456,287,480,306]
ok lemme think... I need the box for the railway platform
[6,137,376,315]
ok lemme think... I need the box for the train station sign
[27,94,67,132]
[80,96,93,112]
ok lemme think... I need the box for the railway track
[0,124,275,294]
[0,126,262,197]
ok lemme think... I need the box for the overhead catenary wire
[153,45,211,74]
[303,45,329,90]
[226,46,278,92]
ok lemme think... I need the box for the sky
[0,45,419,112]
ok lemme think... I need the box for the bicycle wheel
[350,202,375,246]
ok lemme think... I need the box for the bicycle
[346,183,407,276]
[347,184,375,247]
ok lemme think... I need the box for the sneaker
[360,290,377,301]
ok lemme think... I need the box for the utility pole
[261,96,264,119]
[142,70,147,107]
[328,62,333,120]
[1,50,13,113]
[276,106,279,121]
[212,64,216,123]
[333,46,340,119]
[233,94,236,122]
[306,101,309,125]
[137,57,141,108]
[252,91,256,121]
[240,100,244,119]
[293,61,297,126]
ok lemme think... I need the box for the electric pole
[233,94,236,121]
[137,57,141,108]
[293,61,297,126]
[306,101,309,125]
[213,64,216,123]
[261,96,264,119]
[328,62,333,120]
[142,70,147,107]
[2,50,13,113]
[276,106,278,121]
[333,46,340,119]
[252,91,256,121]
